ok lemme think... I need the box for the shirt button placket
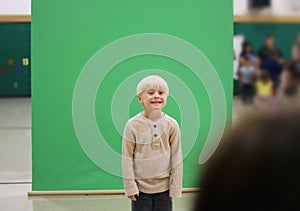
[152,124,159,150]
[153,124,157,138]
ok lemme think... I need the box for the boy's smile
[151,99,162,105]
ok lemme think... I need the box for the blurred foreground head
[194,108,300,211]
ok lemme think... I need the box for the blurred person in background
[278,61,300,103]
[280,61,299,97]
[238,41,259,104]
[193,108,300,211]
[255,71,273,97]
[258,34,282,63]
[291,33,300,79]
[260,49,282,93]
[255,71,276,109]
[239,57,256,104]
[239,41,260,69]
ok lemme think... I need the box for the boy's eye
[147,91,154,95]
[159,91,165,95]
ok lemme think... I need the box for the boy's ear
[137,95,142,103]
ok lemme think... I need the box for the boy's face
[138,89,168,113]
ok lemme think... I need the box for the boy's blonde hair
[137,75,169,95]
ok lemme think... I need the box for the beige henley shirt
[122,113,183,198]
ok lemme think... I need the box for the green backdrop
[32,0,233,191]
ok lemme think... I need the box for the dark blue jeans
[131,190,172,211]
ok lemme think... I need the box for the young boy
[122,75,183,211]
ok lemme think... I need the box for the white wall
[1,0,300,16]
[0,0,30,15]
[234,0,300,15]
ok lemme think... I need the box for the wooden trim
[28,188,200,196]
[1,15,300,24]
[234,15,300,23]
[28,190,125,196]
[0,15,31,23]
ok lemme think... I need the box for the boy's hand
[127,194,139,201]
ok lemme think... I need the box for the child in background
[255,71,275,108]
[122,75,183,211]
[256,71,273,97]
[239,57,256,104]
[278,61,299,102]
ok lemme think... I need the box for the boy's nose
[153,92,160,98]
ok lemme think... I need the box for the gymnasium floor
[0,97,248,211]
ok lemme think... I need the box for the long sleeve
[122,122,139,196]
[169,121,183,198]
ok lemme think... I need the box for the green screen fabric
[32,0,233,191]
[0,23,31,96]
[234,23,300,61]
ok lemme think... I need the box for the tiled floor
[0,98,32,211]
